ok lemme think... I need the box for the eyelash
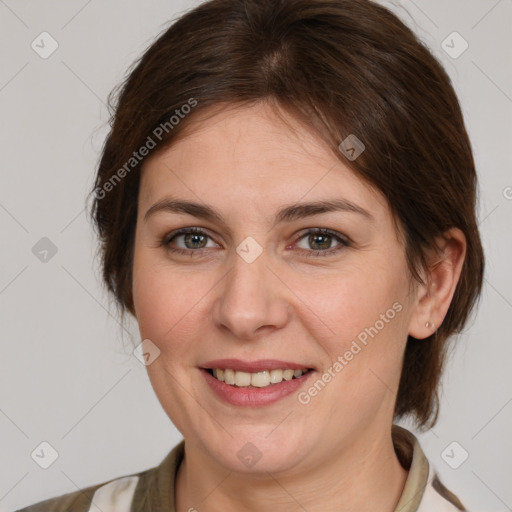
[161,227,350,258]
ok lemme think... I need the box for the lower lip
[201,369,314,406]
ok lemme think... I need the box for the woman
[16,0,484,510]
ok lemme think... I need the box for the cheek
[306,258,410,405]
[132,250,214,355]
[310,263,408,346]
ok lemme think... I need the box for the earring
[425,321,435,330]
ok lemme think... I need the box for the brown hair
[88,0,484,429]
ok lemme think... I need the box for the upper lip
[200,359,313,373]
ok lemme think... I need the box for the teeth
[210,368,309,388]
[224,369,235,385]
[283,369,294,381]
[252,371,270,387]
[235,371,251,387]
[270,369,283,384]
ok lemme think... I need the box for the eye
[161,227,350,258]
[162,227,218,255]
[293,228,350,257]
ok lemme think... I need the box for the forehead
[139,102,388,219]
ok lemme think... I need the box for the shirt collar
[392,425,431,511]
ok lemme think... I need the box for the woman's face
[132,102,421,473]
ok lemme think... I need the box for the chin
[198,428,312,474]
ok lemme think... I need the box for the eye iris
[309,233,331,250]
[184,233,207,249]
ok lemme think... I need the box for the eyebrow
[143,197,374,225]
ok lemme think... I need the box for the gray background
[0,1,510,511]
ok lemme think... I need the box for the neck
[175,426,409,512]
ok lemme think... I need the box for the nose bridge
[213,240,289,338]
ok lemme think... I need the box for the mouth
[199,359,316,406]
[204,367,313,388]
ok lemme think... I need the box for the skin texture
[131,101,466,511]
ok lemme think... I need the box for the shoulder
[418,471,467,512]
[392,425,467,512]
[14,474,141,512]
[14,442,184,512]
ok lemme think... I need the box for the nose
[212,247,291,341]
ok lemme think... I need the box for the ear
[408,228,467,339]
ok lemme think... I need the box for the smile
[208,368,310,388]
[200,359,316,406]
